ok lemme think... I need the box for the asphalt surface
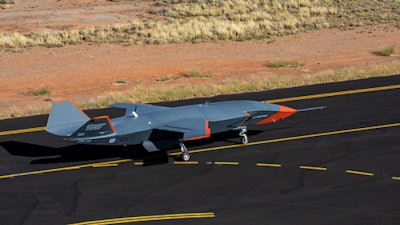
[0,75,399,225]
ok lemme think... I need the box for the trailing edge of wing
[158,118,211,141]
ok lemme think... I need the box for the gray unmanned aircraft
[46,100,324,161]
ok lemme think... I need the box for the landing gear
[178,142,190,161]
[239,127,248,144]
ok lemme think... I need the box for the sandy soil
[0,0,399,117]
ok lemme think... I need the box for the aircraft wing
[110,103,169,116]
[142,118,211,152]
[157,118,211,141]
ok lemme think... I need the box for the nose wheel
[239,128,248,144]
[178,142,190,161]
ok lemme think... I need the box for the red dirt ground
[0,0,399,117]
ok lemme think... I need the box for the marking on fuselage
[69,212,216,225]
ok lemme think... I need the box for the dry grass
[2,0,399,50]
[3,61,400,119]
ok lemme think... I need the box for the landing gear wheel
[182,152,190,161]
[178,142,190,161]
[241,135,248,144]
[239,127,248,144]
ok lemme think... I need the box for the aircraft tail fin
[46,100,90,136]
[68,116,116,142]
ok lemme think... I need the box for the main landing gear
[239,127,248,144]
[178,142,190,161]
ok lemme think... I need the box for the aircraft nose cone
[279,105,297,119]
[257,104,297,124]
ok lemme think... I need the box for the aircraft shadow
[0,128,275,166]
[0,141,168,166]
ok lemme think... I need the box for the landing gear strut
[179,142,190,161]
[239,127,248,144]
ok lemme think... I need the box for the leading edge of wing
[110,103,169,117]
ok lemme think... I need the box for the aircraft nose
[257,104,297,124]
[279,105,297,119]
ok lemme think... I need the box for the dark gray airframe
[46,100,302,161]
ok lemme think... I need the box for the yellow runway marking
[174,161,199,165]
[266,84,400,103]
[134,162,144,166]
[0,126,45,136]
[346,170,374,177]
[1,123,399,180]
[168,122,400,156]
[69,212,215,225]
[214,161,239,165]
[256,163,282,167]
[299,165,328,171]
[0,159,131,179]
[92,163,119,168]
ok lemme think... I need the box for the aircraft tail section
[46,100,90,136]
[68,116,116,142]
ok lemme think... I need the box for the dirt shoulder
[0,1,399,118]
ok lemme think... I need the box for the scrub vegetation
[0,0,399,51]
[376,46,397,56]
[270,60,304,68]
[5,61,400,119]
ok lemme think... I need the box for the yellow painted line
[0,126,45,136]
[69,212,215,225]
[0,159,132,179]
[173,161,199,165]
[169,122,400,156]
[266,84,400,103]
[299,165,328,171]
[256,163,282,167]
[214,161,239,165]
[134,162,144,166]
[92,163,119,168]
[392,177,400,181]
[346,170,374,177]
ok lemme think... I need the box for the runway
[1,75,399,225]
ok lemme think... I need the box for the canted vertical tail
[46,100,90,136]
